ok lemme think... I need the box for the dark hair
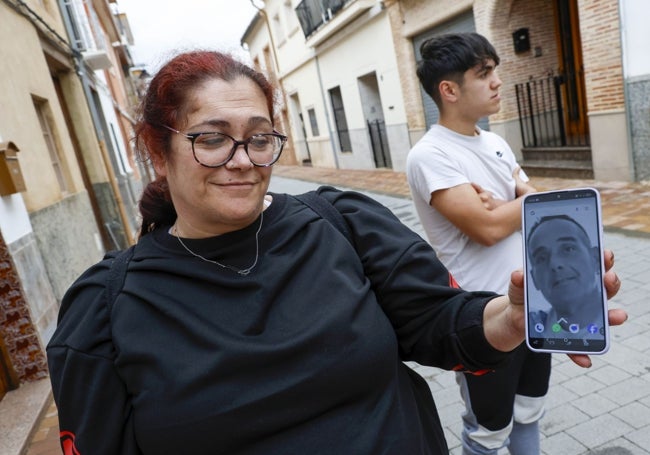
[134,50,276,237]
[416,32,500,107]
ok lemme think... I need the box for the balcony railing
[295,0,348,38]
[61,0,112,70]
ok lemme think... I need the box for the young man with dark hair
[407,32,550,454]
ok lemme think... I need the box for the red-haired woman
[46,50,624,454]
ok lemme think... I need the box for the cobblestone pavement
[21,165,650,455]
[273,165,650,236]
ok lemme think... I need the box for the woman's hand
[484,249,627,364]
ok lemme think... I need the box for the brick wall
[578,0,625,113]
[392,0,626,127]
[385,0,426,131]
[392,0,561,125]
[476,0,559,122]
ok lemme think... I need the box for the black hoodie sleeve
[47,257,142,455]
[318,187,512,372]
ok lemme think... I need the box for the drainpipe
[249,0,299,165]
[250,1,281,78]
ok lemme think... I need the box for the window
[328,86,351,152]
[307,108,319,136]
[295,0,347,38]
[272,13,285,45]
[33,98,68,193]
[283,0,299,34]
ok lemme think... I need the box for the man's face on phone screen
[528,217,597,311]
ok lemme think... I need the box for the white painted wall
[95,72,133,175]
[246,1,409,169]
[0,134,32,244]
[318,14,406,130]
[282,61,338,167]
[620,0,650,78]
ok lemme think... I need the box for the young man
[406,32,551,454]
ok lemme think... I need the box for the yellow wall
[0,4,90,212]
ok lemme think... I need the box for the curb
[0,378,52,455]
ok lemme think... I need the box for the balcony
[62,0,113,70]
[296,0,376,47]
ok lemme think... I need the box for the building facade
[244,0,411,171]
[242,0,647,182]
[0,0,140,400]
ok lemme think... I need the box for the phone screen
[522,188,609,354]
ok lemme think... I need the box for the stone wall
[627,75,650,181]
[29,191,104,302]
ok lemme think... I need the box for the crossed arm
[429,168,535,245]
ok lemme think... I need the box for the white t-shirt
[406,124,525,294]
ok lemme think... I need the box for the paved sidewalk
[16,165,650,455]
[273,165,650,235]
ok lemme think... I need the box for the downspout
[249,0,299,165]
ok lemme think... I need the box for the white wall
[283,61,339,167]
[0,133,32,244]
[95,72,133,175]
[318,15,407,129]
[620,0,650,78]
[316,12,410,170]
[0,194,32,244]
[246,1,410,170]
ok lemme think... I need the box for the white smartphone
[522,188,609,354]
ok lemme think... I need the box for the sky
[117,0,259,72]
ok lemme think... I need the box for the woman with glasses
[46,50,625,455]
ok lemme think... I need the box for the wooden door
[0,232,20,401]
[0,337,19,401]
[553,0,589,144]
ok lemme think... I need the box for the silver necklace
[173,211,263,276]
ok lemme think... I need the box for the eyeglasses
[161,125,287,168]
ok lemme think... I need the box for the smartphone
[522,188,609,354]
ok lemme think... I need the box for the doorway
[289,93,312,164]
[0,337,18,401]
[553,0,589,144]
[358,72,392,168]
[0,233,20,400]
